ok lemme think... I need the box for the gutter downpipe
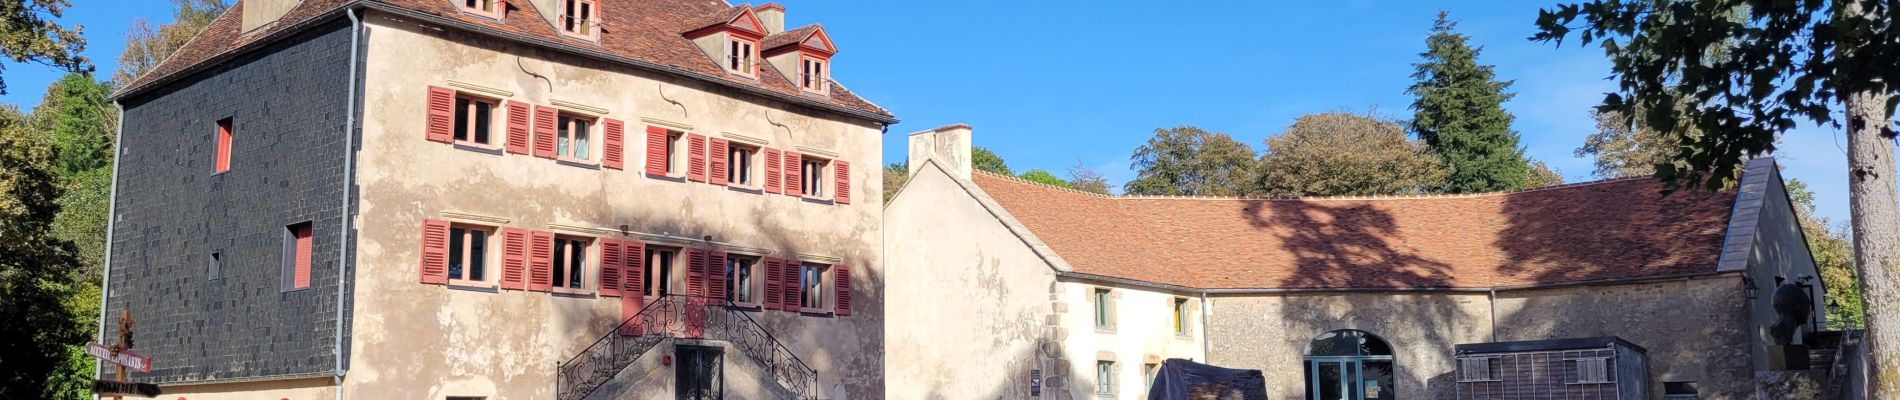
[1200,291,1211,361]
[1488,287,1498,343]
[336,6,363,400]
[94,100,127,397]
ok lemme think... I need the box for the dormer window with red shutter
[459,0,503,20]
[762,24,836,95]
[559,0,599,41]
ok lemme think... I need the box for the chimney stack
[908,124,974,180]
[755,3,786,34]
[243,0,305,33]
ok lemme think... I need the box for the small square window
[283,222,314,291]
[453,95,498,148]
[558,0,598,40]
[800,157,830,198]
[800,263,830,311]
[727,38,757,76]
[727,144,757,186]
[645,246,678,297]
[208,251,222,280]
[457,0,501,19]
[725,256,758,304]
[213,117,233,174]
[551,236,591,292]
[447,225,492,286]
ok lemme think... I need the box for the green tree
[113,0,228,85]
[32,73,114,176]
[1254,111,1451,197]
[1577,109,1681,179]
[1124,125,1257,196]
[1066,161,1111,195]
[26,74,113,400]
[1535,1,1898,390]
[0,105,86,399]
[0,0,88,94]
[972,146,1010,175]
[1017,169,1071,188]
[1789,179,1863,330]
[882,162,907,203]
[1524,160,1565,188]
[1409,11,1529,193]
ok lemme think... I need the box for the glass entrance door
[1304,357,1394,400]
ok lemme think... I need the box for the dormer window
[559,0,598,40]
[800,56,827,93]
[728,38,758,77]
[459,0,502,19]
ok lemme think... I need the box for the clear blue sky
[4,1,1888,225]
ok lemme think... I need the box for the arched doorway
[1303,329,1396,400]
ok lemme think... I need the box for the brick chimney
[755,3,786,34]
[908,124,973,180]
[242,0,304,33]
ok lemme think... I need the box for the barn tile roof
[113,0,894,123]
[969,172,1739,290]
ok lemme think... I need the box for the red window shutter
[532,106,558,159]
[708,138,729,186]
[784,152,804,197]
[834,160,851,204]
[293,224,314,289]
[762,147,783,194]
[783,260,803,311]
[602,118,625,169]
[425,86,455,143]
[686,248,710,297]
[505,101,532,154]
[499,228,527,290]
[419,219,450,284]
[707,251,728,302]
[214,119,233,173]
[645,126,669,175]
[528,230,554,292]
[598,239,622,297]
[686,134,708,182]
[624,241,646,297]
[762,258,783,310]
[834,264,852,316]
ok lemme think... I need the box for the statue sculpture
[1769,281,1814,346]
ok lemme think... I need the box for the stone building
[100,0,893,399]
[884,126,1840,399]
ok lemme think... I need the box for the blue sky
[3,1,1888,225]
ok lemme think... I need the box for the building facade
[884,126,1838,400]
[102,1,894,399]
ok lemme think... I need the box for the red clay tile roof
[762,24,821,51]
[114,0,894,123]
[969,172,1739,290]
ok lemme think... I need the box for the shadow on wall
[912,344,1079,400]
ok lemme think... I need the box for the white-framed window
[453,94,498,148]
[556,113,595,162]
[801,156,829,198]
[727,38,757,76]
[727,143,756,186]
[645,246,678,297]
[458,0,502,19]
[1096,361,1116,397]
[800,263,829,310]
[447,224,494,287]
[1093,288,1114,330]
[1457,357,1496,382]
[1571,357,1611,383]
[726,256,757,304]
[558,0,598,40]
[550,235,590,292]
[799,56,827,92]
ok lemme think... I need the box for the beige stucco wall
[883,163,1064,399]
[1059,280,1207,399]
[162,377,336,400]
[347,12,884,399]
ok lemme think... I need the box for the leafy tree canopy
[31,73,113,176]
[882,162,907,203]
[1577,108,1679,179]
[1410,11,1529,193]
[0,0,88,94]
[1066,161,1111,195]
[1124,125,1258,196]
[114,0,227,85]
[1254,111,1451,197]
[972,146,1010,176]
[0,104,85,399]
[1524,160,1565,188]
[1017,169,1071,188]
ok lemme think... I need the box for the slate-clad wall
[106,20,353,383]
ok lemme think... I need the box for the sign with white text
[86,342,153,373]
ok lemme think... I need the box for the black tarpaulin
[1146,358,1268,400]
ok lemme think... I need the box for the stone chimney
[755,3,786,34]
[908,124,973,180]
[242,0,304,33]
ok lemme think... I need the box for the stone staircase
[555,295,818,400]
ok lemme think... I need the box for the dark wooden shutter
[709,138,729,186]
[762,147,783,194]
[499,228,527,290]
[686,134,708,182]
[708,251,728,302]
[419,219,450,284]
[834,160,851,204]
[505,101,532,154]
[293,224,313,289]
[784,152,804,197]
[782,260,803,310]
[425,87,455,143]
[528,230,554,292]
[532,106,558,159]
[602,118,625,169]
[763,258,783,310]
[834,264,852,316]
[645,126,669,175]
[599,239,622,297]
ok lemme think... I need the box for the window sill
[556,159,600,170]
[456,8,507,23]
[799,307,834,317]
[800,197,835,205]
[551,290,596,299]
[1095,328,1116,334]
[729,301,763,311]
[727,185,764,195]
[647,173,687,183]
[454,143,505,155]
[448,283,500,293]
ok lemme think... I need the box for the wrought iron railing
[555,295,818,400]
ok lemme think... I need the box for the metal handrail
[554,295,819,400]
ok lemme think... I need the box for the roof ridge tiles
[973,170,1114,197]
[1103,176,1662,202]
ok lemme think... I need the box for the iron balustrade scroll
[556,295,819,400]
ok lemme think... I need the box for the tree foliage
[1124,125,1258,196]
[1410,11,1529,193]
[1017,169,1070,188]
[1066,161,1111,195]
[1254,111,1451,197]
[0,0,88,94]
[971,146,1010,176]
[1789,179,1863,330]
[113,0,228,85]
[882,162,907,203]
[1524,159,1566,188]
[1577,109,1679,179]
[33,73,113,177]
[0,105,85,399]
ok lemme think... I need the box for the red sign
[86,343,153,373]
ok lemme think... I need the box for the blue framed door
[1305,356,1394,400]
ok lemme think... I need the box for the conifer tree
[1409,11,1529,193]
